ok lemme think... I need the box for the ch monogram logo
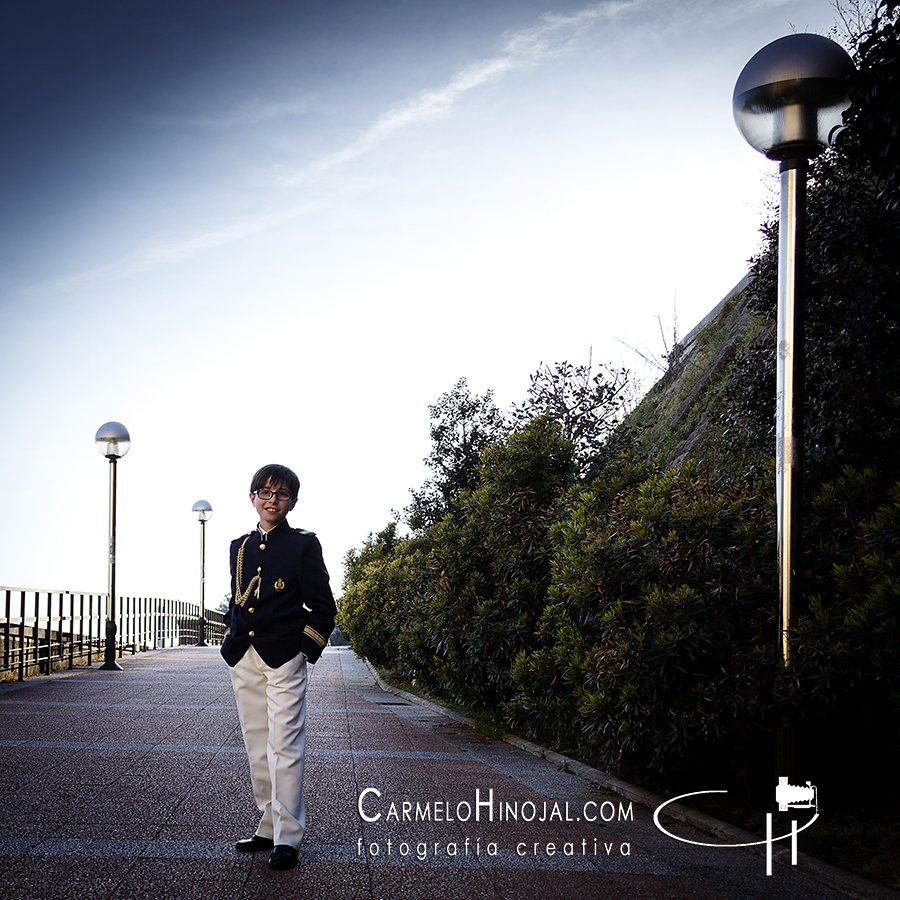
[653,779,819,876]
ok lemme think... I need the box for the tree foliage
[511,356,632,479]
[406,378,507,531]
[721,146,900,490]
[839,0,900,209]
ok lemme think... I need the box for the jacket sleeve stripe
[303,625,327,648]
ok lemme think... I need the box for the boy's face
[250,479,297,531]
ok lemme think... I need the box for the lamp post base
[99,620,122,671]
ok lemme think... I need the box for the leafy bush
[337,523,428,670]
[507,461,779,792]
[505,462,900,800]
[790,468,900,803]
[397,416,576,708]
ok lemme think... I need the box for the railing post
[87,593,94,665]
[56,591,64,671]
[37,591,46,676]
[67,592,75,670]
[75,593,83,666]
[2,589,10,673]
[17,591,25,682]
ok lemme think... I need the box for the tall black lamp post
[733,33,854,777]
[95,421,131,671]
[191,500,213,646]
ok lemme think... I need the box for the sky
[1,0,846,612]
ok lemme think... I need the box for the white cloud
[26,0,812,294]
[279,0,655,185]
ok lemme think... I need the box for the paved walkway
[0,646,887,900]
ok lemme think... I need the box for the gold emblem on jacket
[274,578,285,592]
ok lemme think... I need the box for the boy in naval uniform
[221,463,336,870]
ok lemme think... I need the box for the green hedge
[505,460,779,792]
[340,444,900,802]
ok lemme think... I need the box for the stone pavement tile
[368,859,499,900]
[189,772,257,803]
[122,752,223,779]
[306,740,352,756]
[0,855,127,900]
[105,721,199,742]
[32,806,166,842]
[308,729,353,748]
[303,761,359,840]
[57,751,155,786]
[0,708,75,738]
[347,718,440,752]
[0,747,80,785]
[351,757,436,791]
[165,721,240,743]
[7,784,187,840]
[115,857,248,900]
[202,765,255,793]
[105,778,197,806]
[155,824,254,843]
[305,752,357,782]
[165,798,264,836]
[240,860,373,900]
[490,871,732,899]
[307,690,351,705]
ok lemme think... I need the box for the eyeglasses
[255,489,293,501]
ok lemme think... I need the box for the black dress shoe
[268,844,299,869]
[235,835,275,853]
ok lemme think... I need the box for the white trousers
[229,645,308,848]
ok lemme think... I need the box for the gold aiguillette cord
[234,533,261,607]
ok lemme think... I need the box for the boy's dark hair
[250,464,300,498]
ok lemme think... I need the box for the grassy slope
[623,275,769,468]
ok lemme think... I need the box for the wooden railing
[0,586,226,681]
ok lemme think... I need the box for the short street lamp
[192,500,213,646]
[95,422,131,671]
[734,33,854,775]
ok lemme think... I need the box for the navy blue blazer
[221,520,336,668]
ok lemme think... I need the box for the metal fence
[0,586,227,682]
